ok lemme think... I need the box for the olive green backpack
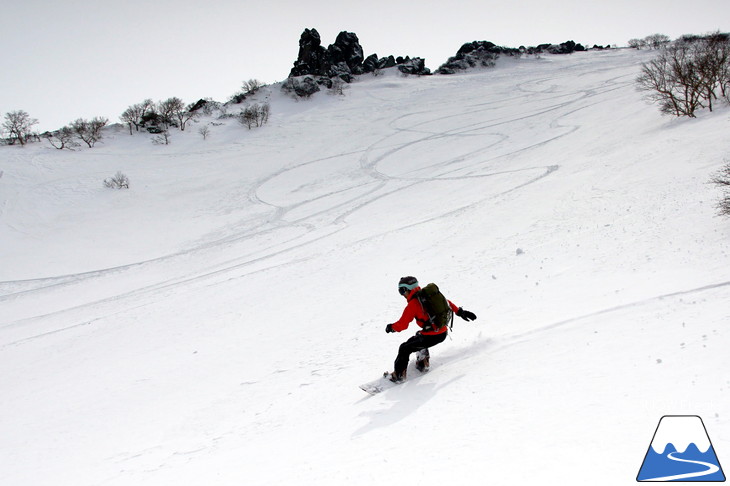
[415,283,454,332]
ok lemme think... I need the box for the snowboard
[359,366,430,395]
[359,372,400,395]
[360,351,431,395]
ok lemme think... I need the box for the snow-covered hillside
[1,48,729,485]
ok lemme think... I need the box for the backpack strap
[414,289,439,332]
[411,290,433,332]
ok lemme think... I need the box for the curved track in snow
[0,52,689,346]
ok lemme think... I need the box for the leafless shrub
[711,161,730,217]
[629,34,671,50]
[238,103,270,129]
[646,34,671,49]
[104,171,129,189]
[242,79,264,95]
[628,38,647,50]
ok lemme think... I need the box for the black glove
[385,324,395,333]
[457,308,477,321]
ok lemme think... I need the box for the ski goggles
[398,282,418,295]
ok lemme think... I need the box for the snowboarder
[385,276,477,382]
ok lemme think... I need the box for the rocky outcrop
[286,28,430,92]
[528,40,586,55]
[437,40,587,74]
[437,41,521,74]
[287,29,594,89]
[289,29,364,80]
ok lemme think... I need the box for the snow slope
[1,48,729,485]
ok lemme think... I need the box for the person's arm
[390,300,417,332]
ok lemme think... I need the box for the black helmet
[398,276,419,295]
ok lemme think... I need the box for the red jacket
[391,287,460,335]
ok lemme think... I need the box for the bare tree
[637,51,681,116]
[156,97,181,129]
[695,33,730,110]
[179,102,200,131]
[2,110,38,145]
[120,99,154,134]
[637,42,706,117]
[44,126,79,150]
[71,117,109,147]
[157,97,197,131]
[120,107,138,135]
[199,125,211,140]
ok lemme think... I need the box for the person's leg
[393,332,447,379]
[393,334,424,379]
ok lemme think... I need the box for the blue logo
[638,415,725,482]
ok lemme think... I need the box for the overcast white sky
[2,0,727,131]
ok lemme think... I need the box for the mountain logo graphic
[637,415,726,482]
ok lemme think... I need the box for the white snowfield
[1,48,729,485]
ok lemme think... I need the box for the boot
[415,349,430,372]
[389,370,407,383]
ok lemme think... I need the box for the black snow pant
[394,331,448,376]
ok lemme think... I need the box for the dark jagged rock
[286,28,430,92]
[327,31,364,74]
[329,61,354,82]
[188,99,208,112]
[362,53,379,73]
[397,57,431,76]
[290,28,329,77]
[282,75,321,98]
[378,55,397,69]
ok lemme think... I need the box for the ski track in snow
[0,59,629,320]
[0,56,722,353]
[496,279,730,350]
